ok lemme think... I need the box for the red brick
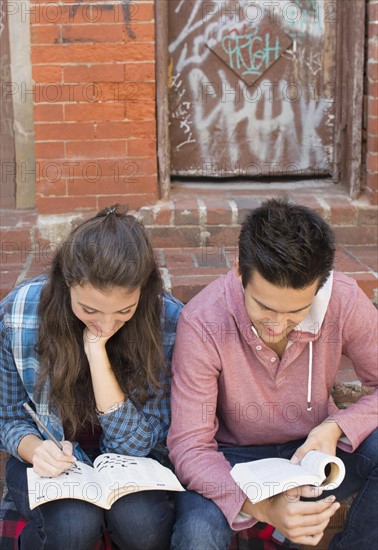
[126,22,155,42]
[366,188,378,205]
[329,200,357,225]
[127,139,157,157]
[33,65,63,83]
[96,193,157,211]
[173,199,200,225]
[367,61,378,82]
[366,172,378,191]
[133,3,155,23]
[31,43,155,64]
[96,82,144,102]
[64,103,125,121]
[124,62,155,82]
[116,82,156,102]
[333,225,378,245]
[368,40,378,62]
[367,134,378,152]
[204,226,241,248]
[367,153,378,173]
[369,2,378,21]
[66,140,126,160]
[155,202,174,225]
[36,195,97,214]
[35,122,95,141]
[78,3,136,23]
[62,24,123,44]
[34,158,157,188]
[349,274,378,301]
[33,83,100,103]
[0,229,32,252]
[368,80,378,99]
[368,97,378,118]
[63,64,125,83]
[34,141,65,159]
[369,22,378,40]
[368,116,378,136]
[334,248,366,273]
[358,206,378,226]
[66,174,156,196]
[37,176,66,196]
[146,227,201,248]
[34,103,63,122]
[36,160,69,181]
[203,198,234,225]
[31,25,61,44]
[170,275,220,304]
[126,102,156,120]
[345,245,378,272]
[95,120,156,139]
[163,249,198,269]
[29,4,95,25]
[87,2,154,24]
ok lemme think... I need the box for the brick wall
[30,0,158,213]
[366,0,378,205]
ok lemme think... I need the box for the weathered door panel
[168,0,337,179]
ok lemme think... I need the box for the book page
[299,451,345,490]
[93,454,185,501]
[27,461,108,510]
[231,458,321,503]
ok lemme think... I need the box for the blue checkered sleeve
[0,283,44,458]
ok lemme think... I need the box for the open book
[230,450,345,503]
[27,453,185,510]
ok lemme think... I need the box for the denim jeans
[6,457,174,550]
[171,428,378,550]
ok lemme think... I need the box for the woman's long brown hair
[36,206,164,439]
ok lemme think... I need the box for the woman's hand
[31,439,76,477]
[243,485,340,546]
[82,327,125,414]
[83,327,113,361]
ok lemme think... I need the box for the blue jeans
[171,429,378,550]
[6,457,173,550]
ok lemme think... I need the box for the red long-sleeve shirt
[168,270,378,529]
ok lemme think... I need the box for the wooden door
[168,0,337,179]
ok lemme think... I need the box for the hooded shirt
[167,270,378,529]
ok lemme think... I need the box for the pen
[23,402,78,470]
[23,402,64,450]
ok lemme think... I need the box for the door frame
[155,0,366,199]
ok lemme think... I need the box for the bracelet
[95,401,125,416]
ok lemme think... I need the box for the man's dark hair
[238,197,336,290]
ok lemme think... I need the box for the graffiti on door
[168,0,336,178]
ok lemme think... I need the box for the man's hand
[32,440,76,477]
[291,421,344,464]
[243,485,340,546]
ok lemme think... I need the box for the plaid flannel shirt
[0,275,182,464]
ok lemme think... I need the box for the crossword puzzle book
[27,453,185,510]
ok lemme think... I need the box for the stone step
[1,242,377,303]
[1,188,377,301]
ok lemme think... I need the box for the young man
[168,198,377,549]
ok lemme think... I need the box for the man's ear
[234,259,242,281]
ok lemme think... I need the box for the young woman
[0,205,182,550]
